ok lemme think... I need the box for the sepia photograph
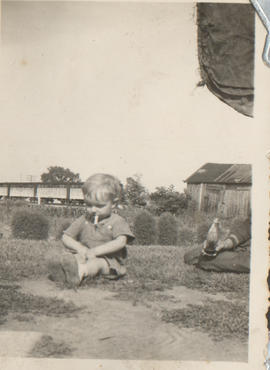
[0,1,267,368]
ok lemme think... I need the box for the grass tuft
[0,232,249,344]
[30,335,74,358]
[162,299,249,342]
[0,284,81,324]
[83,245,249,306]
[0,239,64,281]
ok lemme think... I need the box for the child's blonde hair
[82,173,122,203]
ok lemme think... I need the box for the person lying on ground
[48,173,134,288]
[184,216,251,273]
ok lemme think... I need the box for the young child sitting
[49,173,134,288]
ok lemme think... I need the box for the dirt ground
[0,278,248,361]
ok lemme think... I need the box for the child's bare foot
[61,254,81,289]
[48,260,66,283]
[104,265,126,280]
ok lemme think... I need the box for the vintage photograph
[0,0,258,364]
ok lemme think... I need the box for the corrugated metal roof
[215,164,252,183]
[185,163,251,184]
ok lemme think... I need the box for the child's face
[84,194,114,220]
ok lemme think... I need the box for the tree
[124,174,148,207]
[41,166,81,184]
[149,185,188,216]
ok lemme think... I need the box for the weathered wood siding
[187,183,251,217]
[186,184,201,205]
[203,184,222,213]
[222,185,250,217]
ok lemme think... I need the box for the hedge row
[11,209,50,240]
[0,200,87,219]
[133,210,199,246]
[8,201,217,245]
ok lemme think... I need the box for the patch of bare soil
[0,279,248,361]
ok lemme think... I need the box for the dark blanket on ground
[184,245,250,273]
[197,3,255,117]
[184,218,251,273]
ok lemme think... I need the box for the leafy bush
[12,200,29,208]
[177,226,195,246]
[0,201,86,220]
[0,199,29,223]
[11,209,50,240]
[196,221,212,244]
[116,206,141,235]
[41,165,81,184]
[124,175,148,207]
[54,218,72,240]
[39,205,85,218]
[133,211,157,245]
[158,212,178,245]
[149,185,189,216]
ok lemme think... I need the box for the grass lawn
[0,237,250,343]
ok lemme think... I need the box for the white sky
[0,1,255,191]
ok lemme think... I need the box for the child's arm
[62,234,89,257]
[85,235,127,259]
[215,218,251,253]
[215,238,234,252]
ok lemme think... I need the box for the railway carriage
[0,182,85,205]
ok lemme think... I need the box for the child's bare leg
[79,257,110,279]
[59,255,110,288]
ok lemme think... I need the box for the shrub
[133,211,157,245]
[158,212,178,245]
[177,226,195,246]
[11,209,50,240]
[54,218,72,240]
[21,204,86,219]
[116,205,142,235]
[124,176,148,207]
[12,200,29,208]
[0,199,27,223]
[196,221,212,244]
[149,185,188,216]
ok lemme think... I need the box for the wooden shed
[184,163,252,217]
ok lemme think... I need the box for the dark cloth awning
[197,3,255,117]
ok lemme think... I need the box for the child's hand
[215,240,225,253]
[76,253,88,264]
[78,247,92,263]
[215,239,234,252]
[85,249,96,260]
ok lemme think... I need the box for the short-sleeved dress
[63,213,134,277]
